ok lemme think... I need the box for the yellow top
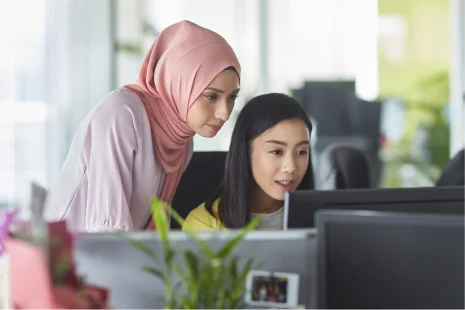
[182,199,225,231]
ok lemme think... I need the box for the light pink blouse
[44,89,193,232]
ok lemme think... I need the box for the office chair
[436,149,464,187]
[171,151,227,228]
[318,145,372,189]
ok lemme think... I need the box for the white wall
[1,0,114,212]
[144,0,378,98]
[114,0,145,87]
[0,1,48,211]
[267,0,378,98]
[46,0,113,188]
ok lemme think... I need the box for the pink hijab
[122,20,240,230]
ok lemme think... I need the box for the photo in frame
[244,270,300,308]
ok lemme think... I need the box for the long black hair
[205,93,315,228]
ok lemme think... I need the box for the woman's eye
[229,94,238,100]
[204,94,217,101]
[297,150,309,155]
[269,150,283,155]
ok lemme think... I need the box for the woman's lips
[207,124,222,132]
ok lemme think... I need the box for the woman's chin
[196,127,220,138]
[265,190,286,202]
[197,131,217,138]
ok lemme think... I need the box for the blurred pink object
[6,221,110,309]
[0,209,21,256]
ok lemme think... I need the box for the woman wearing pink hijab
[44,20,241,232]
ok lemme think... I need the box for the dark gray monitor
[315,210,464,309]
[284,186,465,229]
[302,80,357,137]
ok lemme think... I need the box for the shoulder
[87,89,149,144]
[183,199,223,230]
[191,199,220,217]
[92,89,145,121]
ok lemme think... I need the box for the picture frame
[244,270,300,308]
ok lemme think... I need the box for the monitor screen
[316,210,464,309]
[284,186,464,229]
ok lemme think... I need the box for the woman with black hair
[183,93,315,230]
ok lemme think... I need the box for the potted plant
[129,198,262,309]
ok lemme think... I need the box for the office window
[0,0,47,212]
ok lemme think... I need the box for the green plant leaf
[215,264,234,309]
[169,206,216,260]
[152,197,169,244]
[215,215,262,259]
[201,263,217,309]
[223,257,241,308]
[179,294,196,310]
[141,265,164,280]
[229,256,239,279]
[171,256,192,298]
[173,282,191,309]
[139,196,260,309]
[114,42,143,55]
[128,239,158,262]
[183,250,200,281]
[164,247,176,263]
[226,256,255,309]
[168,204,187,227]
[239,257,254,283]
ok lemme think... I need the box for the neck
[250,184,282,214]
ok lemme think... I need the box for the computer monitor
[316,210,464,309]
[284,186,464,229]
[303,81,357,137]
[74,230,317,309]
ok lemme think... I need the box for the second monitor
[283,186,464,229]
